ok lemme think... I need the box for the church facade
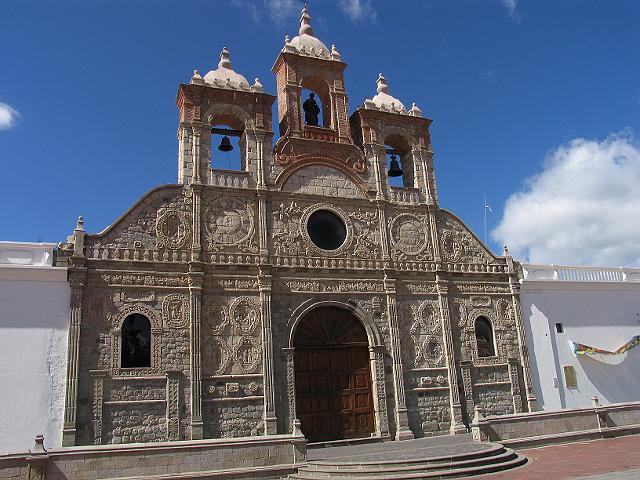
[57,7,537,447]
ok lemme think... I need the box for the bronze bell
[218,135,233,152]
[387,154,403,177]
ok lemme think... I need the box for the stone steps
[288,443,527,479]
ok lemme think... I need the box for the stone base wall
[0,434,306,480]
[472,401,640,447]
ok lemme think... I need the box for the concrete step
[306,442,505,469]
[301,448,519,476]
[288,453,527,479]
[289,444,527,480]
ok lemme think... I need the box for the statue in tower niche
[303,92,320,126]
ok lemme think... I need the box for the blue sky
[1,1,639,265]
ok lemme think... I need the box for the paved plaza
[484,435,640,479]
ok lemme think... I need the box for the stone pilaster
[257,191,269,258]
[166,370,181,440]
[507,358,524,414]
[191,125,202,184]
[90,370,107,445]
[62,267,87,447]
[190,185,202,262]
[384,274,414,440]
[188,269,204,439]
[460,361,475,426]
[283,347,297,433]
[509,277,538,412]
[436,275,466,434]
[259,272,278,434]
[369,345,390,437]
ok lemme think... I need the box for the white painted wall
[521,264,640,411]
[0,242,69,454]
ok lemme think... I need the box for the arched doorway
[293,306,375,442]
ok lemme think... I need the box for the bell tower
[271,6,367,181]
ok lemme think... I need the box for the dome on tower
[284,6,336,60]
[363,74,422,116]
[200,47,251,91]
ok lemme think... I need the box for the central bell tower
[272,6,367,180]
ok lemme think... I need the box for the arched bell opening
[209,114,246,171]
[292,306,375,442]
[384,134,414,188]
[300,76,331,129]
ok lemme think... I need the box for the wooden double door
[295,346,374,442]
[293,306,376,442]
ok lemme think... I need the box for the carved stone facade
[57,6,536,447]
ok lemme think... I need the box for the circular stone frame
[300,204,352,255]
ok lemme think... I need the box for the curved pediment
[281,164,366,198]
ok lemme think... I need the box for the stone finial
[218,47,233,69]
[284,35,290,44]
[32,434,47,454]
[503,245,510,257]
[299,4,314,36]
[376,73,389,94]
[409,102,422,117]
[331,44,341,61]
[251,77,264,93]
[591,396,600,408]
[75,215,84,232]
[190,69,204,84]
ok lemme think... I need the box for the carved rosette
[204,198,257,252]
[156,209,191,249]
[162,293,190,329]
[389,213,431,260]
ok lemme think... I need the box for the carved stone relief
[162,293,190,329]
[389,213,432,261]
[156,209,192,250]
[204,197,257,252]
[272,201,380,259]
[203,296,262,375]
[438,213,493,264]
[401,300,444,368]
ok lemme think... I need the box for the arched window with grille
[121,313,151,368]
[475,316,496,357]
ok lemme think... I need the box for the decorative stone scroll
[156,209,191,249]
[402,300,444,368]
[284,279,384,293]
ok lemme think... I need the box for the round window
[306,209,347,251]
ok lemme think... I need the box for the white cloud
[264,0,299,26]
[0,102,20,130]
[501,0,520,21]
[340,0,377,23]
[492,133,640,267]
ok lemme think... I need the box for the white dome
[201,47,250,91]
[283,6,335,61]
[364,73,421,115]
[288,33,330,59]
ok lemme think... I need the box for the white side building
[521,264,640,411]
[0,242,69,454]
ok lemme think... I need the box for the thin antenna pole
[484,192,487,245]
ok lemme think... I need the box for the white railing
[523,264,640,283]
